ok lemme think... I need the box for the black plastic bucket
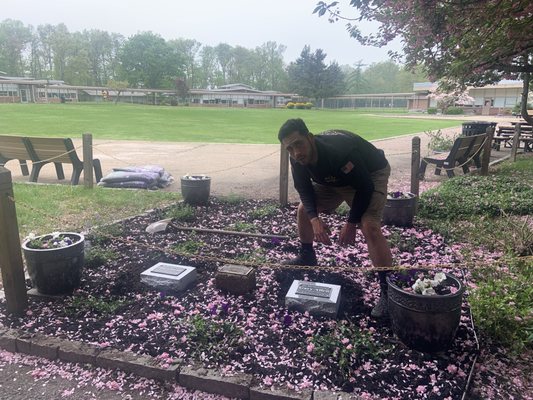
[387,272,465,352]
[181,175,211,205]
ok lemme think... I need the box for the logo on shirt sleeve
[341,161,354,174]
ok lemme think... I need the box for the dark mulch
[1,199,479,399]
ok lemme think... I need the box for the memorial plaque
[140,262,197,292]
[152,264,186,276]
[285,280,341,318]
[215,264,256,295]
[296,282,332,299]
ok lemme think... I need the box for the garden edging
[0,326,349,400]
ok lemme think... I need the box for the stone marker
[285,280,341,317]
[215,264,256,295]
[140,262,197,292]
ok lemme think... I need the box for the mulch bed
[0,198,479,399]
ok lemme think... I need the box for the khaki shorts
[313,164,390,224]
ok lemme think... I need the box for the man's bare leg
[361,217,393,318]
[283,203,317,265]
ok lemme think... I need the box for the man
[278,118,392,318]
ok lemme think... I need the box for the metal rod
[170,223,289,240]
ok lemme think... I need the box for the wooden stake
[480,126,495,176]
[410,136,421,196]
[0,167,28,316]
[510,124,522,162]
[82,133,94,188]
[279,144,289,206]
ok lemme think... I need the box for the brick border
[0,327,342,400]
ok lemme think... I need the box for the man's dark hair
[278,118,310,142]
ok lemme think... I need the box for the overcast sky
[3,0,401,67]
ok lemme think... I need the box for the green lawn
[0,103,463,143]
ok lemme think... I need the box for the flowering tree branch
[313,0,533,123]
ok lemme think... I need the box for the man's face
[281,131,315,166]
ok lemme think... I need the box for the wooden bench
[493,125,533,151]
[419,134,487,179]
[0,135,102,184]
[0,135,31,176]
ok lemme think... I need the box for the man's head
[278,118,317,166]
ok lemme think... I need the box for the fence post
[279,145,289,206]
[0,167,28,316]
[510,123,522,162]
[410,136,420,196]
[82,133,94,189]
[480,126,495,176]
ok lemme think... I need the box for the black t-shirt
[290,130,388,223]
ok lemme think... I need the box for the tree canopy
[287,45,345,102]
[315,0,533,122]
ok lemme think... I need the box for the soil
[0,198,483,399]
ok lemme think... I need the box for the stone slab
[285,280,341,318]
[179,365,251,399]
[58,339,100,365]
[140,262,197,292]
[250,386,312,400]
[215,264,256,295]
[14,331,60,360]
[97,348,179,382]
[27,288,68,301]
[313,390,357,399]
[0,327,18,352]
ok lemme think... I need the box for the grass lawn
[13,183,179,238]
[0,103,463,144]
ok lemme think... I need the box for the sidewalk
[7,124,510,200]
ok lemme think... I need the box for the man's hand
[339,222,357,246]
[310,217,332,245]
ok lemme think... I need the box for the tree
[107,79,129,104]
[119,32,184,89]
[0,19,32,76]
[314,1,533,123]
[169,38,201,89]
[255,41,288,91]
[287,45,345,103]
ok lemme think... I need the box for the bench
[0,135,102,184]
[419,134,487,179]
[493,124,533,151]
[0,135,31,176]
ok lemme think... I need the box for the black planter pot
[387,272,465,352]
[382,192,417,227]
[181,175,211,205]
[22,232,84,295]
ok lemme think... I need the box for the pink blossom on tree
[314,0,533,123]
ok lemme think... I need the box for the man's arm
[290,160,318,219]
[340,158,375,223]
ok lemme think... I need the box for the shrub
[425,129,458,152]
[286,102,295,109]
[469,258,533,352]
[164,204,196,222]
[418,175,533,220]
[85,246,118,269]
[249,204,278,219]
[444,106,464,115]
[427,107,438,114]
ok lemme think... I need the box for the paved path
[7,120,511,201]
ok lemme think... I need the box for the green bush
[418,175,533,219]
[164,204,196,222]
[85,246,118,269]
[444,106,464,115]
[427,107,438,114]
[469,258,533,352]
[425,129,458,152]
